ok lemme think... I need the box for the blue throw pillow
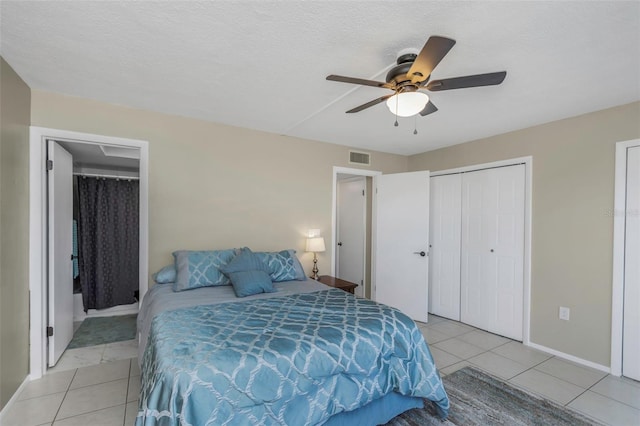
[254,249,306,282]
[226,270,274,297]
[172,249,236,292]
[221,248,274,297]
[152,264,176,284]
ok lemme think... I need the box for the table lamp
[306,237,326,280]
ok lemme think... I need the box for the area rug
[386,367,601,425]
[68,314,137,349]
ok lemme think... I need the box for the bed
[136,277,449,425]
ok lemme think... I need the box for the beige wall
[18,79,638,392]
[409,101,640,366]
[30,90,408,279]
[0,57,31,408]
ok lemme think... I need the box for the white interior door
[623,146,640,381]
[429,174,462,320]
[375,171,430,322]
[48,140,74,367]
[337,177,366,297]
[461,165,525,340]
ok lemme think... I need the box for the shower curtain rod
[73,172,139,181]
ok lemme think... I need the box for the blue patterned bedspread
[137,289,449,425]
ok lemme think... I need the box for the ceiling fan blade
[419,101,438,116]
[407,36,456,84]
[426,71,507,91]
[346,94,394,113]
[327,75,394,89]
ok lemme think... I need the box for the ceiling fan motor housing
[386,53,424,92]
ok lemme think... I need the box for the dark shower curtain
[77,177,139,311]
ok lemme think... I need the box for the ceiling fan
[326,36,507,119]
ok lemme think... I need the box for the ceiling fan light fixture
[386,92,429,117]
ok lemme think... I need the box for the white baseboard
[0,374,30,421]
[526,341,610,373]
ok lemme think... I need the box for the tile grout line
[50,360,132,423]
[581,375,640,412]
[52,367,79,423]
[564,372,610,408]
[504,359,541,382]
[507,357,584,401]
[564,387,592,409]
[434,343,489,365]
[124,359,132,426]
[54,402,130,423]
[462,344,551,381]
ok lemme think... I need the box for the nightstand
[317,275,358,294]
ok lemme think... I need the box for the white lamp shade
[306,237,326,253]
[386,92,429,117]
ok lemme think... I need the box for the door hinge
[361,280,363,285]
[362,190,365,196]
[47,326,53,337]
[47,160,53,171]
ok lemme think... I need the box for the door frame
[611,138,640,377]
[430,156,533,345]
[331,167,382,294]
[29,126,149,380]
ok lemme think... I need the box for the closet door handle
[414,251,426,257]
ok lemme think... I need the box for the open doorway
[56,140,141,317]
[29,127,149,380]
[331,167,381,299]
[48,138,141,370]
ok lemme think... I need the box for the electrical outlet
[559,306,570,321]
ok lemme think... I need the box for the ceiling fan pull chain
[394,95,399,127]
[414,116,418,135]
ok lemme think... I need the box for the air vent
[349,150,370,166]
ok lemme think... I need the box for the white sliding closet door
[429,174,462,320]
[461,165,525,340]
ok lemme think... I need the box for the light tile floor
[419,315,640,426]
[2,358,139,426]
[4,315,639,425]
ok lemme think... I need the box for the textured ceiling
[1,1,639,156]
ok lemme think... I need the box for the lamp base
[311,253,319,280]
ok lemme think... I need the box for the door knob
[337,242,343,246]
[414,251,426,257]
